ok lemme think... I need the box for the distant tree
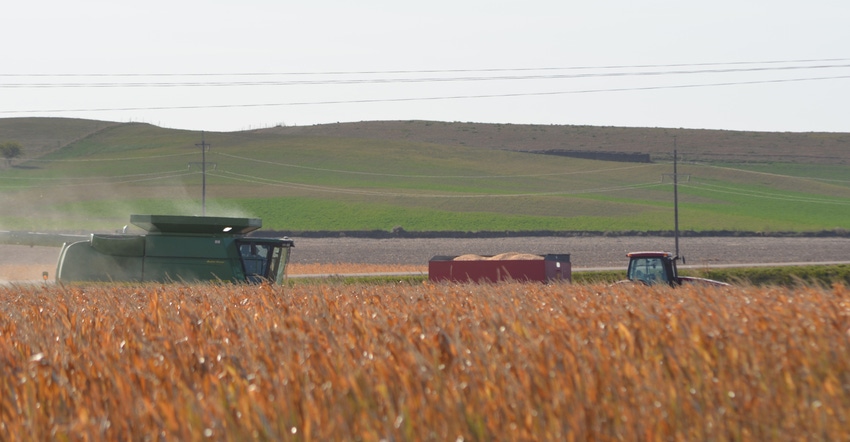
[1,142,23,167]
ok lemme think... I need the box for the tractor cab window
[628,257,670,285]
[240,242,270,282]
[237,238,293,284]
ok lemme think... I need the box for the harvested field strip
[0,264,49,281]
[287,263,426,275]
[1,283,849,440]
[0,264,429,281]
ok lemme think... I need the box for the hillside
[258,120,850,164]
[3,117,850,164]
[0,117,848,233]
[0,118,122,160]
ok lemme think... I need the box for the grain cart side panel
[427,255,455,282]
[429,254,570,283]
[428,258,542,283]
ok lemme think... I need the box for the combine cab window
[238,240,292,284]
[628,257,670,285]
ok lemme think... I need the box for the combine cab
[626,251,728,287]
[2,214,294,284]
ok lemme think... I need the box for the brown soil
[289,236,850,268]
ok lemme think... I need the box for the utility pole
[197,133,209,216]
[673,137,680,259]
[189,132,214,216]
[662,136,688,260]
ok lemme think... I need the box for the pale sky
[3,1,849,133]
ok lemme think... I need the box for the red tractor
[625,251,728,287]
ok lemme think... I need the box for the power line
[0,171,199,189]
[693,162,850,184]
[2,57,849,78]
[4,63,850,89]
[21,152,196,162]
[4,153,844,203]
[215,152,656,179]
[681,182,850,205]
[212,170,666,198]
[4,74,849,115]
[0,168,192,181]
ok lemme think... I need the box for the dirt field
[2,236,849,282]
[290,236,850,268]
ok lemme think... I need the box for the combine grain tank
[3,214,294,284]
[428,253,570,283]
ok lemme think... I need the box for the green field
[1,118,849,233]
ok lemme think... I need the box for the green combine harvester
[0,214,294,284]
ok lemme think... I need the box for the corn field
[1,281,849,441]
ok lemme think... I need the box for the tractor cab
[237,239,292,284]
[625,251,729,287]
[626,251,679,286]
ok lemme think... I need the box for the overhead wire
[688,162,850,184]
[3,57,849,78]
[2,138,845,203]
[0,171,199,188]
[4,153,846,205]
[680,182,850,205]
[4,63,850,88]
[0,168,193,181]
[4,75,849,115]
[2,57,847,205]
[214,152,657,178]
[20,152,196,162]
[2,57,850,115]
[212,169,666,198]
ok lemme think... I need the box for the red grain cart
[429,253,571,283]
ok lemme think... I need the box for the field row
[2,282,849,440]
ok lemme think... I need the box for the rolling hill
[0,117,848,234]
[259,120,850,164]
